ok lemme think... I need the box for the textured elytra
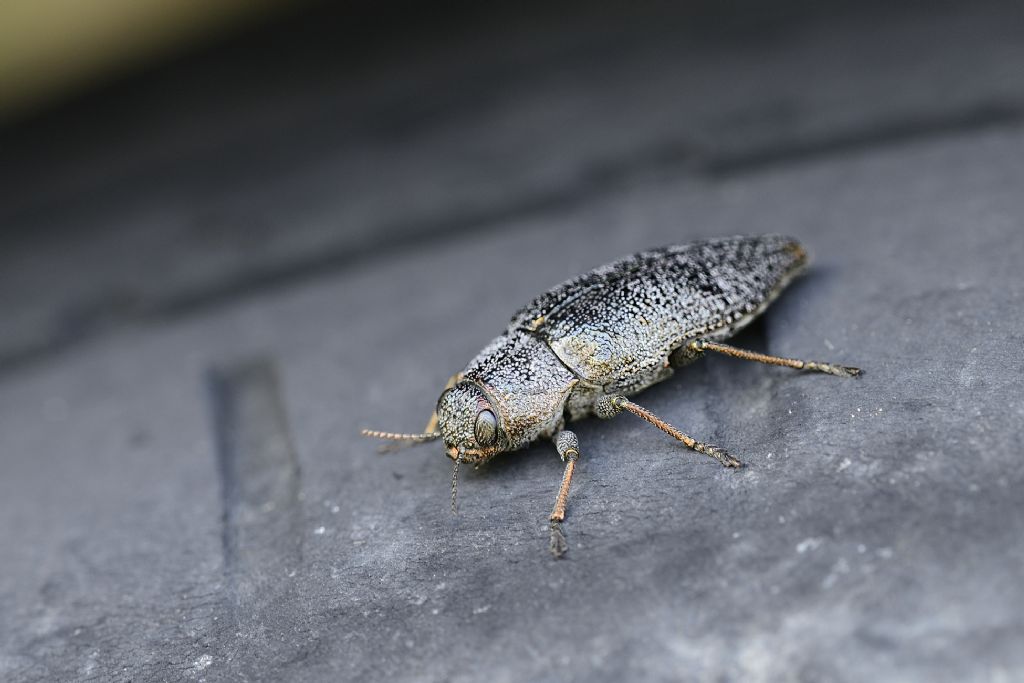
[438,235,807,462]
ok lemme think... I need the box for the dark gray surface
[2,3,1024,682]
[3,0,1024,375]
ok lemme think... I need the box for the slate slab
[2,120,1023,681]
[2,0,1023,378]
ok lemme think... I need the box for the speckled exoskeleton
[363,235,860,557]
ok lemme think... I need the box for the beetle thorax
[443,330,580,460]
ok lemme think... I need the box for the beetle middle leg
[686,340,861,377]
[596,395,742,468]
[548,430,580,559]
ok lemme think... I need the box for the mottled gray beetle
[364,235,860,557]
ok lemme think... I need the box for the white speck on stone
[778,516,786,524]
[878,547,893,559]
[838,458,852,472]
[824,338,835,351]
[473,605,491,615]
[822,557,850,589]
[193,654,213,672]
[857,544,867,554]
[732,531,741,539]
[331,505,340,514]
[796,537,822,554]
[314,526,326,535]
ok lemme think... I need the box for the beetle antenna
[360,429,441,443]
[450,456,461,515]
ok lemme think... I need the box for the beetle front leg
[373,372,462,453]
[548,430,580,559]
[686,340,861,377]
[596,395,742,468]
[422,372,464,434]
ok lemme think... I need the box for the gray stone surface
[2,1,1024,373]
[2,3,1024,682]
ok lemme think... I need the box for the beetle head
[436,382,504,465]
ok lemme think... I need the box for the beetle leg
[668,342,703,368]
[688,340,861,377]
[548,430,580,559]
[365,374,452,452]
[422,413,440,436]
[597,395,742,468]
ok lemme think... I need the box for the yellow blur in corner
[0,0,292,121]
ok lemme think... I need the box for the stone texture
[1,3,1023,682]
[2,0,1024,373]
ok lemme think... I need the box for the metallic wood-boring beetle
[363,235,860,557]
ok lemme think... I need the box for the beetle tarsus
[549,521,568,558]
[806,361,862,377]
[695,442,743,468]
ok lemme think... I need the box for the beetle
[363,235,860,557]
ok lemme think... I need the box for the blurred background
[4,0,1022,377]
[2,1,1024,681]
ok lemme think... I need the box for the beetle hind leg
[689,340,861,377]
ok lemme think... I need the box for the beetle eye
[474,409,497,446]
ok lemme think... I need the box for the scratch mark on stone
[207,359,303,610]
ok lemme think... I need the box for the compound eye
[474,409,497,446]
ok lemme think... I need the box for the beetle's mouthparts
[445,445,494,465]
